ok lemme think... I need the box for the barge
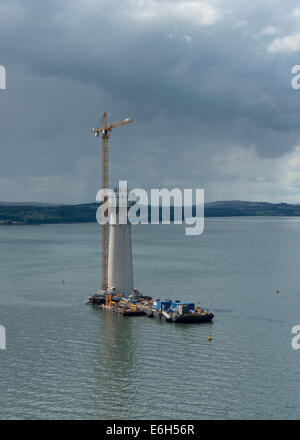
[147,299,214,323]
[88,293,214,324]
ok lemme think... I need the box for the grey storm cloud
[1,0,300,203]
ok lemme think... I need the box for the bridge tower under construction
[93,113,135,297]
[107,188,134,296]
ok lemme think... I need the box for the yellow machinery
[105,294,112,307]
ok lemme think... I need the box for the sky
[1,0,300,203]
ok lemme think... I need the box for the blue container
[155,300,171,311]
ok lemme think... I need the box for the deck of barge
[88,293,214,323]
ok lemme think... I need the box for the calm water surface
[0,218,299,419]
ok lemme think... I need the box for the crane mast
[93,112,133,291]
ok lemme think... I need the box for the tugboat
[148,299,214,323]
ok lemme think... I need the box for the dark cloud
[1,0,300,203]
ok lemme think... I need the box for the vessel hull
[149,310,214,323]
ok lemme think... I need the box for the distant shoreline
[1,201,300,225]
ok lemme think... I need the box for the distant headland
[1,200,300,225]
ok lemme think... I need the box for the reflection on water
[94,310,138,413]
[0,219,299,419]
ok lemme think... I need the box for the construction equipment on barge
[146,299,214,323]
[88,293,214,324]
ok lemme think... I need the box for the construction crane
[93,112,133,291]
